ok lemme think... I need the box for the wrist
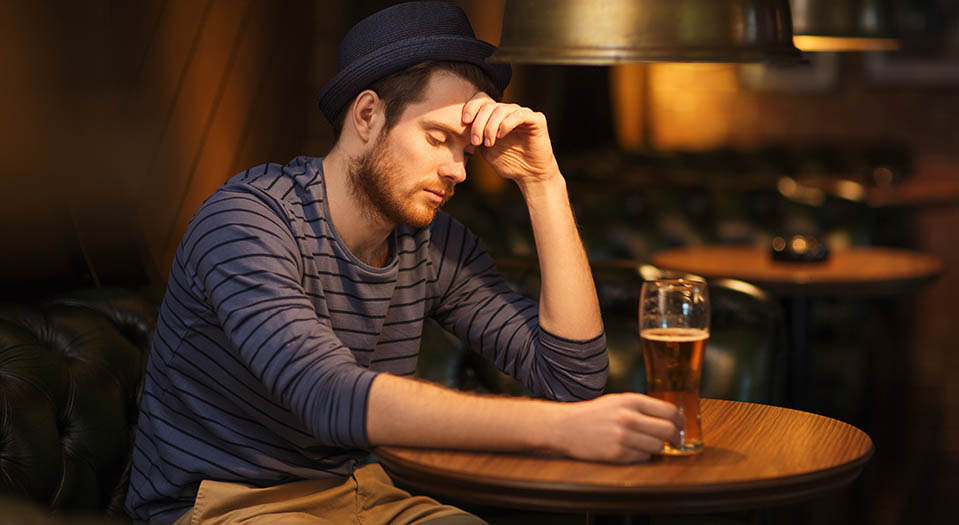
[529,400,571,455]
[516,169,566,202]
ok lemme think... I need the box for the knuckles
[612,409,636,429]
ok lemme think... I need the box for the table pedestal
[785,297,810,408]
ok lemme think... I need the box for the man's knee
[418,513,489,525]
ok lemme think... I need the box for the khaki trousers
[172,463,483,524]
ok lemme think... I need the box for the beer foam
[640,327,709,342]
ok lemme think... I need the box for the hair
[331,60,502,141]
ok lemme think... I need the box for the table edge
[375,443,874,514]
[375,443,874,494]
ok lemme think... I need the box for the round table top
[375,399,874,514]
[868,177,959,208]
[650,245,943,296]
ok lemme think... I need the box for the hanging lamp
[790,0,900,51]
[489,0,804,64]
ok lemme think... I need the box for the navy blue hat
[318,1,512,124]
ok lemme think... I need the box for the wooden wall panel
[0,2,91,292]
[0,1,317,288]
[165,1,269,258]
[122,0,316,281]
[127,0,212,155]
[137,0,252,277]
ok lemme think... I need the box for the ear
[350,89,382,143]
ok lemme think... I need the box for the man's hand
[462,92,559,184]
[549,393,684,463]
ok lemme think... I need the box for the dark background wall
[1,1,957,524]
[0,0,317,291]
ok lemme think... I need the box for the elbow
[304,365,379,448]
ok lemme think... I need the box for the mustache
[424,182,456,199]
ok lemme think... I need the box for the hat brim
[318,35,512,123]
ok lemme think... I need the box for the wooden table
[867,177,959,208]
[650,245,943,297]
[650,245,943,406]
[789,174,959,209]
[377,399,873,517]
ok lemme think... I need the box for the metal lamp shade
[489,0,804,64]
[790,0,900,51]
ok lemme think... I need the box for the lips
[423,185,453,204]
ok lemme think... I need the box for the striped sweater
[125,156,608,523]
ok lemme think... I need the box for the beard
[348,131,454,228]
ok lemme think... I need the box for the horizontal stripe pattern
[127,156,607,523]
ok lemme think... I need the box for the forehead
[395,71,479,132]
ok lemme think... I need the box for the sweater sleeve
[427,213,608,401]
[182,186,378,448]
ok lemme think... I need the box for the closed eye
[423,124,472,161]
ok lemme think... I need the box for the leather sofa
[0,288,157,523]
[0,287,521,523]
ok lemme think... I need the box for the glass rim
[642,277,707,286]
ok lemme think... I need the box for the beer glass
[639,279,709,455]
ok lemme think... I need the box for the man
[126,2,682,524]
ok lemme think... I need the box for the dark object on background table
[771,235,829,263]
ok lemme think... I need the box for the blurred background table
[651,245,944,407]
[650,245,942,297]
[376,399,873,521]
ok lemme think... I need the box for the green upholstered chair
[420,259,785,406]
[630,263,785,404]
[702,277,785,404]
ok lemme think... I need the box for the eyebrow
[421,119,469,139]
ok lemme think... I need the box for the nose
[437,158,468,185]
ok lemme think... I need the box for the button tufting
[0,289,156,516]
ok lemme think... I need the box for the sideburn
[348,134,393,225]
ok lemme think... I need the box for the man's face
[349,71,479,228]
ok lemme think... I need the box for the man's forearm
[517,172,603,340]
[366,373,558,451]
[366,373,684,464]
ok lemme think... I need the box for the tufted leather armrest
[0,288,157,519]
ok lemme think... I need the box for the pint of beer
[639,279,709,456]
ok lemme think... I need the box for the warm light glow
[465,0,511,195]
[647,64,739,150]
[471,159,508,194]
[610,64,646,151]
[793,35,900,52]
[834,179,866,202]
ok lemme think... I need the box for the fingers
[624,430,669,457]
[461,91,495,124]
[626,411,682,448]
[602,415,671,463]
[469,103,521,147]
[621,393,685,430]
[482,105,522,146]
[466,101,498,146]
[497,107,540,139]
[612,393,684,449]
[462,94,537,148]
